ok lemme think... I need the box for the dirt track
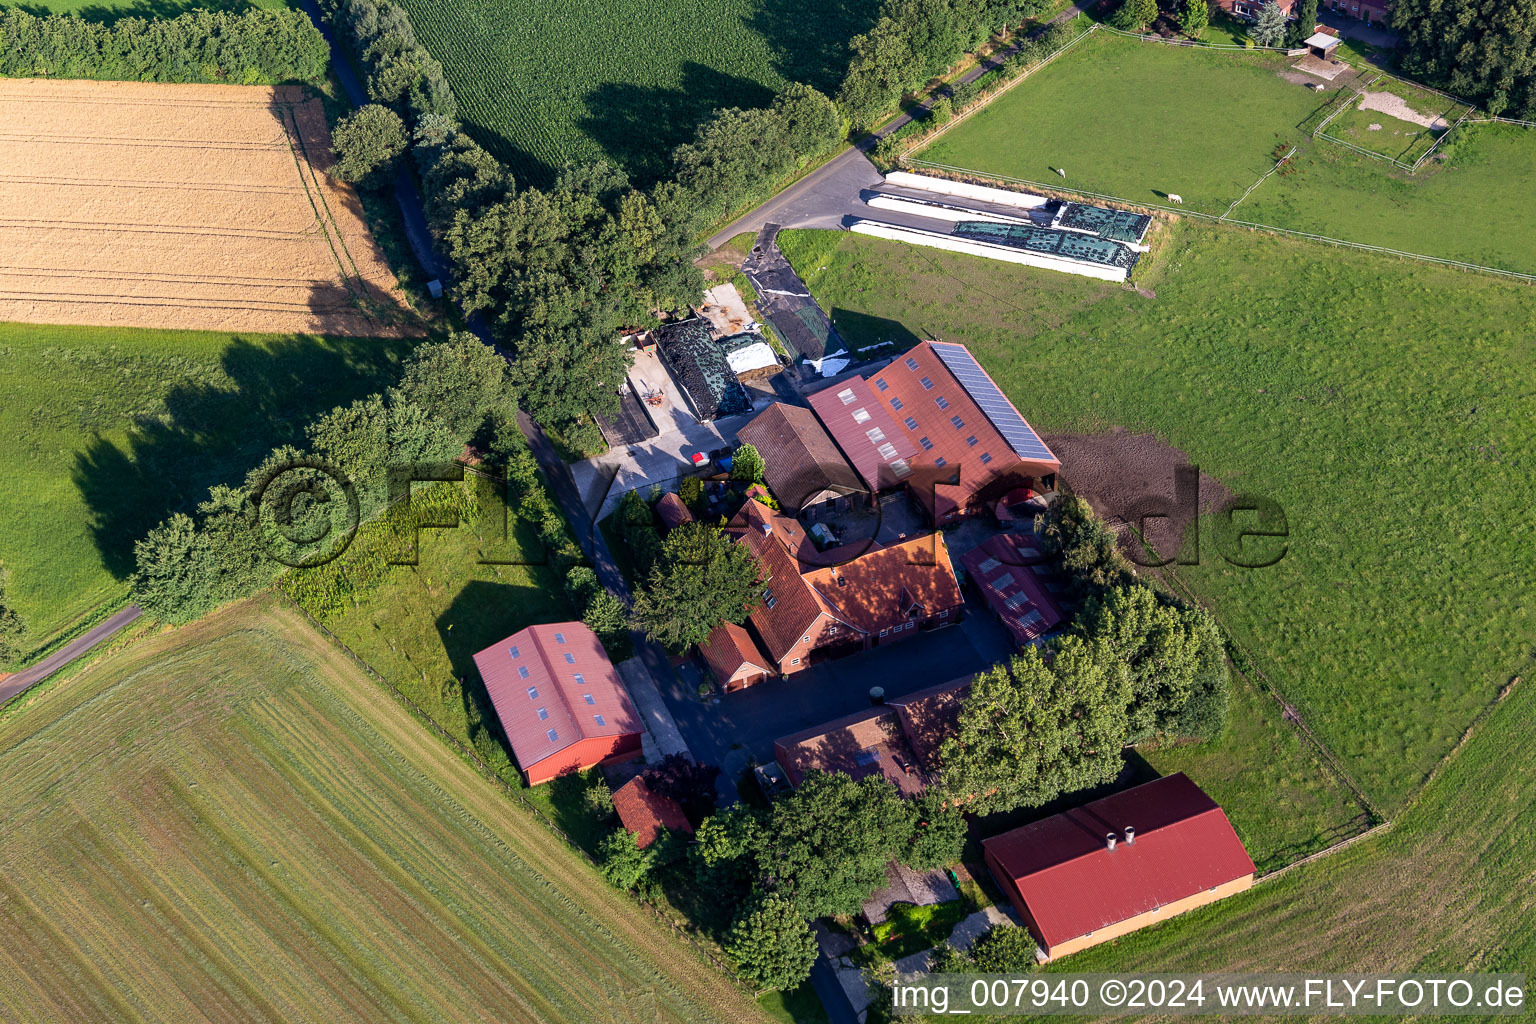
[0,80,416,336]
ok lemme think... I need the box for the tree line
[127,334,572,624]
[0,7,328,84]
[1393,0,1536,119]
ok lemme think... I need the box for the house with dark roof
[961,532,1067,648]
[471,623,643,786]
[982,773,1256,961]
[773,676,971,796]
[1219,0,1297,20]
[809,342,1060,525]
[735,403,865,516]
[654,316,751,422]
[710,499,964,681]
[612,776,693,849]
[654,492,694,533]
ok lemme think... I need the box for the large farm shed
[471,623,642,785]
[983,773,1256,960]
[810,341,1061,524]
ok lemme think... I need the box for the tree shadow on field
[579,63,777,185]
[746,0,882,95]
[71,333,411,580]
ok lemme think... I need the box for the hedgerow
[0,7,328,84]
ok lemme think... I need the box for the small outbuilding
[1304,31,1341,59]
[700,622,776,692]
[655,492,694,533]
[612,776,693,849]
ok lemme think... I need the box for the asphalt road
[0,605,142,707]
[705,0,1102,250]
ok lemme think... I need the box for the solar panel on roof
[929,343,1058,463]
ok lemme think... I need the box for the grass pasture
[0,321,411,659]
[918,31,1332,215]
[915,30,1536,275]
[778,223,1536,817]
[278,480,573,792]
[391,0,877,185]
[1030,669,1536,989]
[0,596,768,1023]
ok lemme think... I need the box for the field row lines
[904,155,1536,283]
[0,175,307,195]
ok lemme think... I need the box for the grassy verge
[0,595,771,1022]
[279,480,573,789]
[0,321,413,659]
[777,223,1536,816]
[759,982,832,1024]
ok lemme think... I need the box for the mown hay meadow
[0,596,772,1024]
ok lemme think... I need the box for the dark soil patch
[1044,427,1232,563]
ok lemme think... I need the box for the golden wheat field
[0,79,415,336]
[0,597,770,1024]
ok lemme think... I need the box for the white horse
[1166,193,1184,204]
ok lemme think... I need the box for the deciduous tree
[938,640,1131,814]
[631,522,764,652]
[756,769,916,918]
[724,894,818,990]
[331,104,407,186]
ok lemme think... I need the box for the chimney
[1105,832,1117,852]
[759,521,772,537]
[1124,826,1136,845]
[870,686,886,706]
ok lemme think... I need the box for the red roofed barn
[810,342,1059,525]
[982,773,1256,960]
[961,532,1066,648]
[472,622,643,785]
[612,776,693,848]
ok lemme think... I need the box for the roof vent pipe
[1125,826,1136,845]
[1106,832,1117,852]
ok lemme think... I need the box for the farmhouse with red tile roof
[809,342,1059,525]
[983,773,1256,960]
[705,499,964,682]
[471,623,642,786]
[612,776,693,849]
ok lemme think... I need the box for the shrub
[597,827,655,889]
[968,924,1038,972]
[730,443,766,484]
